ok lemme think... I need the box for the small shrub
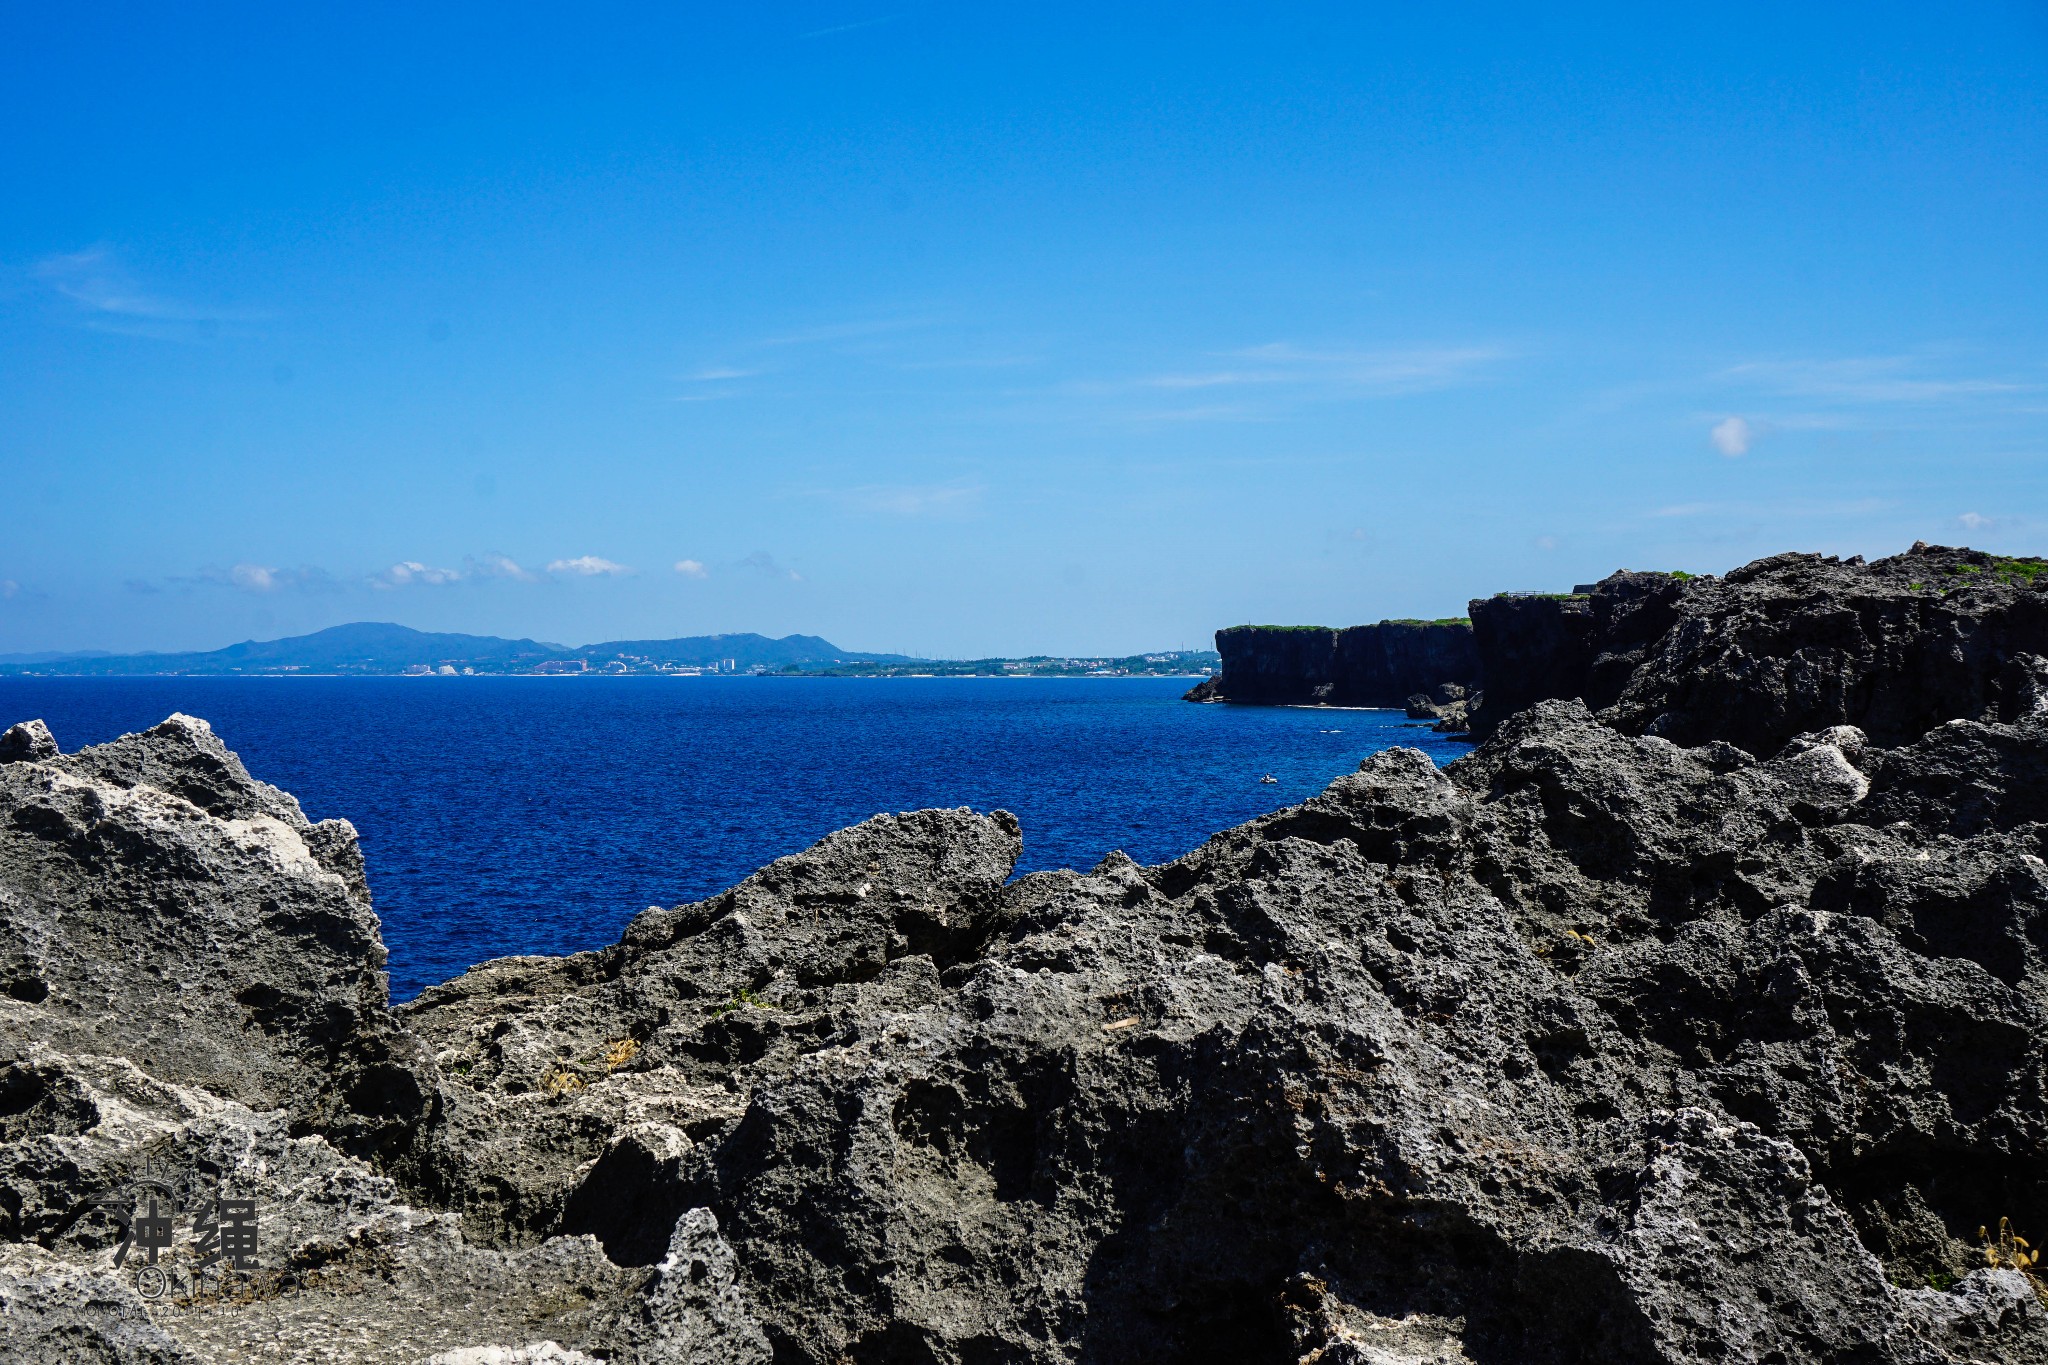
[540,1065,585,1100]
[1992,557,2048,585]
[1979,1217,2048,1305]
[711,986,779,1018]
[601,1037,640,1073]
[1981,1217,2041,1271]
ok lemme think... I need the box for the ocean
[0,676,1466,999]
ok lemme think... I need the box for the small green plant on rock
[712,986,779,1018]
[1991,557,2048,585]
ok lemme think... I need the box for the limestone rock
[1201,621,1478,707]
[0,716,435,1169]
[8,546,2048,1363]
[1601,546,2048,753]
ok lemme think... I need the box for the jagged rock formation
[1404,682,1474,733]
[1188,621,1478,707]
[0,715,437,1171]
[5,545,2048,1363]
[1463,572,1689,740]
[1465,546,2048,747]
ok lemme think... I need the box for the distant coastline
[0,620,1218,682]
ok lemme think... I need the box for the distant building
[436,665,457,675]
[402,664,432,676]
[534,659,587,674]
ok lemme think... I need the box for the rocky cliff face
[1193,620,1479,707]
[1463,572,1690,740]
[6,547,2048,1364]
[1465,546,2048,747]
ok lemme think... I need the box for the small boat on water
[1259,773,1278,784]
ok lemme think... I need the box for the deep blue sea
[0,677,1464,999]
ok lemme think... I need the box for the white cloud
[1711,416,1754,457]
[674,559,709,579]
[467,552,538,583]
[1958,511,1994,531]
[687,366,760,382]
[231,564,280,592]
[547,555,632,577]
[1534,535,1560,551]
[375,561,462,589]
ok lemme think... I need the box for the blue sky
[3,3,2044,656]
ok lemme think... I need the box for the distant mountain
[0,649,113,665]
[0,623,903,676]
[581,633,912,666]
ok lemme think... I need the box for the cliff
[1188,619,1478,707]
[1463,570,1689,739]
[1465,545,2048,746]
[6,544,2048,1363]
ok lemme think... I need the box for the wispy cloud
[814,481,986,517]
[1079,343,1508,414]
[176,563,335,594]
[1645,497,1891,521]
[373,561,462,589]
[738,551,802,582]
[673,559,709,579]
[547,556,632,578]
[1959,511,1994,531]
[1722,354,2033,405]
[1233,342,1508,395]
[32,247,265,341]
[758,317,929,348]
[671,319,927,401]
[467,552,539,583]
[798,14,905,40]
[0,580,17,600]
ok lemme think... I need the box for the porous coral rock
[5,547,2048,1363]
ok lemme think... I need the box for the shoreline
[0,671,1218,681]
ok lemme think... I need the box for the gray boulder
[0,715,434,1169]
